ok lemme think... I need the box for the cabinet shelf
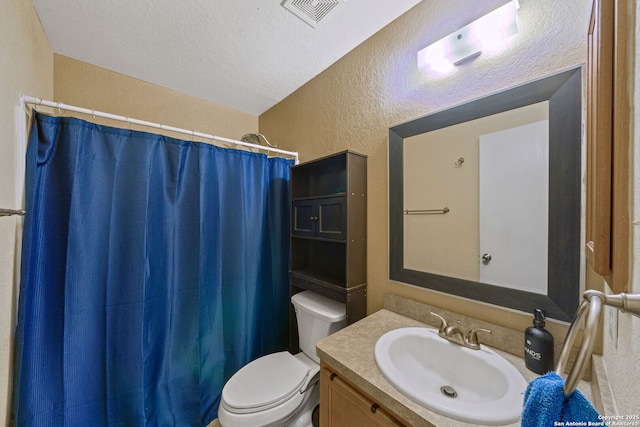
[291,265,345,289]
[292,192,347,201]
[291,152,348,199]
[291,234,346,243]
[290,270,359,293]
[291,238,346,279]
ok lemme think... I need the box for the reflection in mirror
[404,102,549,294]
[389,68,582,321]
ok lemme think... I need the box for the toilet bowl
[218,291,346,427]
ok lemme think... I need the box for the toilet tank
[291,291,346,363]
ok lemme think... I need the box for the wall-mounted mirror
[389,67,582,321]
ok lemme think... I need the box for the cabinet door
[292,200,316,237]
[316,196,346,240]
[585,0,630,292]
[585,0,613,276]
[320,368,404,427]
[292,197,347,240]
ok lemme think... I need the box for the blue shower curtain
[13,112,293,426]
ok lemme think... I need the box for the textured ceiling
[31,0,423,116]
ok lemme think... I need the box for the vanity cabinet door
[320,367,405,427]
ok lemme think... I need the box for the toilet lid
[222,351,310,412]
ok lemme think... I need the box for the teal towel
[522,372,601,427]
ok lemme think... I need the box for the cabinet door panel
[585,0,630,292]
[317,196,346,240]
[292,200,316,237]
[585,0,613,275]
[320,368,403,427]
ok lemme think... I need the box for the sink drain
[440,385,458,398]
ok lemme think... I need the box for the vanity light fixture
[417,0,520,75]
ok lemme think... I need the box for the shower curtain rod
[20,95,299,164]
[0,208,26,217]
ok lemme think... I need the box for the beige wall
[261,0,590,333]
[54,55,258,143]
[261,0,639,415]
[0,0,53,424]
[3,0,637,420]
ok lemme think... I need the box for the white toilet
[217,290,347,427]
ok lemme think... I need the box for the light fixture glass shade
[417,0,520,75]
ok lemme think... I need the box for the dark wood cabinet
[289,151,367,351]
[292,196,346,240]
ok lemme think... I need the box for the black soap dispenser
[524,309,555,374]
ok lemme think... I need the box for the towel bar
[403,207,449,215]
[556,290,640,397]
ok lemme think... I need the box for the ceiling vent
[282,0,342,28]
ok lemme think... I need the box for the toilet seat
[222,351,310,414]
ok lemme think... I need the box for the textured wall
[260,0,590,334]
[54,55,259,143]
[4,0,636,418]
[0,0,53,424]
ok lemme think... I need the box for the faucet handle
[430,312,448,335]
[465,328,492,349]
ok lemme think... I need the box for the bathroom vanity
[316,295,597,427]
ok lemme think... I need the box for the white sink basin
[374,327,528,425]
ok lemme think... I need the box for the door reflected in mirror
[403,102,549,295]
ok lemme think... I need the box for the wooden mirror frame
[389,67,582,321]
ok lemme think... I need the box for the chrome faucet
[430,312,491,350]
